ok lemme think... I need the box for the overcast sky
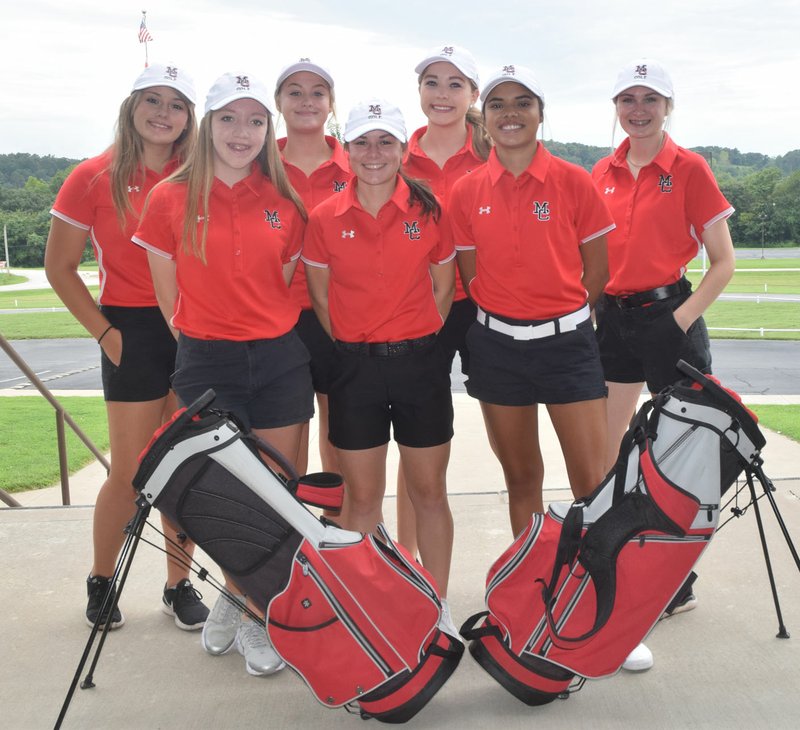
[2,0,798,160]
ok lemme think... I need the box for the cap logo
[165,66,178,81]
[635,64,648,79]
[299,57,310,62]
[441,46,454,56]
[368,104,382,117]
[236,75,250,91]
[502,65,516,76]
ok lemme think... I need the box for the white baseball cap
[132,62,196,105]
[414,45,480,88]
[275,57,335,91]
[204,72,276,116]
[344,99,407,143]
[480,65,545,106]
[611,58,674,99]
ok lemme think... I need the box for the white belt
[476,304,590,341]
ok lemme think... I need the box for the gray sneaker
[235,620,285,676]
[201,593,242,655]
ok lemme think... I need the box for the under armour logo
[403,221,421,240]
[369,104,381,117]
[165,66,178,81]
[196,215,208,223]
[264,210,282,229]
[658,174,673,193]
[342,230,355,238]
[333,180,347,193]
[604,187,615,195]
[478,206,491,215]
[127,185,141,193]
[502,65,516,76]
[236,75,250,90]
[532,201,551,221]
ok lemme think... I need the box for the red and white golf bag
[461,362,767,705]
[133,392,463,723]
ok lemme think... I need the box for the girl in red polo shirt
[45,63,208,633]
[134,72,312,678]
[397,44,491,555]
[273,57,353,483]
[302,99,458,637]
[591,57,735,672]
[449,65,613,538]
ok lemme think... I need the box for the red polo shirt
[51,151,177,307]
[133,165,304,341]
[449,143,615,320]
[592,133,734,296]
[278,135,353,310]
[404,125,485,302]
[302,176,455,342]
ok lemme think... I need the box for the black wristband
[97,325,114,344]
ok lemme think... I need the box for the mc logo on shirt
[532,201,551,221]
[658,175,673,194]
[264,210,282,229]
[403,221,421,240]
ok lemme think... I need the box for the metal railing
[0,333,110,507]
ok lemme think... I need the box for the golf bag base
[133,391,463,723]
[462,361,767,702]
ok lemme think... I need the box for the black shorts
[465,316,607,406]
[437,297,477,375]
[595,292,712,393]
[172,331,314,431]
[99,305,176,402]
[294,308,338,394]
[328,339,454,450]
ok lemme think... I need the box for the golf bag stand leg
[746,462,800,639]
[55,496,152,729]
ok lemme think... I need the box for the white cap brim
[344,122,407,143]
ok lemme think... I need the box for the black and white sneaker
[85,575,125,630]
[162,579,209,630]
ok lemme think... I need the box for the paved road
[2,337,800,395]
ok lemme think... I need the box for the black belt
[606,278,690,309]
[335,334,436,357]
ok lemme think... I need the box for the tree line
[2,147,800,268]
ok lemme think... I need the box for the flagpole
[140,9,150,68]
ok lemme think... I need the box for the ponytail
[466,107,492,161]
[401,174,441,222]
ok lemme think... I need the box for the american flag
[138,16,153,44]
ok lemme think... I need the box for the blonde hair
[109,89,197,226]
[157,110,306,263]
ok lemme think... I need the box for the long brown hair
[159,110,306,263]
[109,89,196,225]
[401,174,441,222]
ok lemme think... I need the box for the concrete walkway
[2,393,800,729]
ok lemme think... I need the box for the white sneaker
[437,599,461,642]
[622,642,654,672]
[236,619,285,676]
[201,593,242,655]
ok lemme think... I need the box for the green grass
[0,286,99,309]
[749,405,800,443]
[702,300,800,339]
[0,312,92,338]
[0,272,26,286]
[0,396,108,493]
[687,269,799,294]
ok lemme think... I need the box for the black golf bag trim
[133,391,463,723]
[461,361,768,704]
